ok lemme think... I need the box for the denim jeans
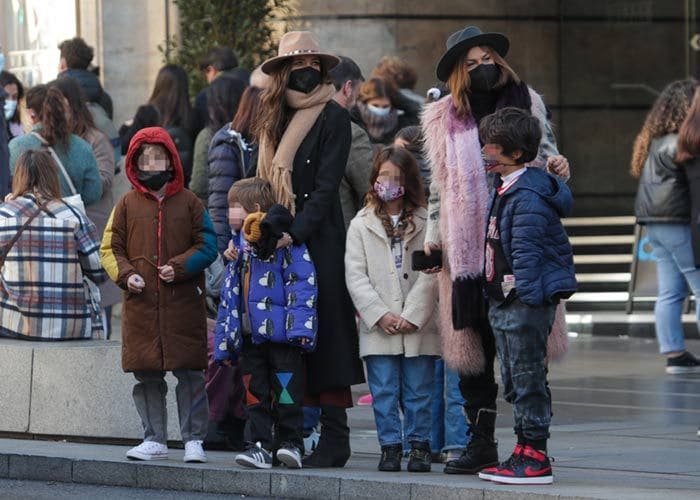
[489,298,555,442]
[431,359,469,453]
[365,355,435,447]
[645,223,700,354]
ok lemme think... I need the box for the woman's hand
[423,241,442,274]
[546,155,570,179]
[4,193,14,202]
[158,265,175,283]
[127,274,146,293]
[377,312,403,335]
[276,232,293,249]
[223,241,238,261]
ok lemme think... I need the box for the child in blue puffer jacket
[214,180,317,471]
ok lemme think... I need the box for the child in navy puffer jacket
[476,108,576,486]
[214,191,317,470]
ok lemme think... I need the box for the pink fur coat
[421,92,569,375]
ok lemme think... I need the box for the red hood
[125,127,185,198]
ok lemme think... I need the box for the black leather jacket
[635,134,690,223]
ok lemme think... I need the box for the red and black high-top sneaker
[478,444,523,481]
[479,445,553,485]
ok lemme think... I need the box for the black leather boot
[302,406,351,468]
[377,444,403,472]
[444,408,499,474]
[407,441,432,472]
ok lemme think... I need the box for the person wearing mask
[8,85,102,206]
[0,49,10,198]
[51,76,120,335]
[421,26,570,476]
[355,78,401,147]
[633,80,700,374]
[329,56,374,230]
[192,46,250,136]
[120,65,195,184]
[190,76,247,206]
[58,37,119,162]
[255,31,364,468]
[371,56,423,128]
[1,70,25,140]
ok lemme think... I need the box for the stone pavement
[0,335,699,499]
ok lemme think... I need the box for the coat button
[306,159,311,165]
[403,273,409,279]
[304,193,309,199]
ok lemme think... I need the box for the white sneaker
[126,441,169,461]
[303,429,320,456]
[184,440,207,463]
[276,444,302,469]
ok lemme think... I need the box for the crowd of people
[0,23,697,487]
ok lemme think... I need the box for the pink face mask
[374,180,405,202]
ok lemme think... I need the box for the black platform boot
[302,406,351,468]
[444,408,499,474]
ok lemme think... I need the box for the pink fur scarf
[422,95,568,375]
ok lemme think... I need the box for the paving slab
[0,340,33,432]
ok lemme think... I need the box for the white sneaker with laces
[126,441,169,461]
[277,445,302,469]
[184,440,207,463]
[303,429,320,456]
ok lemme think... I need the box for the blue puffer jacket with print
[213,243,318,364]
[493,167,577,306]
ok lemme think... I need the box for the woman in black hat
[421,26,571,476]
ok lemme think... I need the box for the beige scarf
[257,83,335,214]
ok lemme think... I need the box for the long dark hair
[0,70,24,124]
[25,84,71,148]
[676,87,700,163]
[630,78,698,177]
[206,76,247,131]
[148,64,192,129]
[50,76,95,138]
[366,145,426,238]
[232,86,264,142]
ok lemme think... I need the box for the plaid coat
[0,195,106,339]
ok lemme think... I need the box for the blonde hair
[227,177,276,213]
[448,46,521,119]
[12,150,62,201]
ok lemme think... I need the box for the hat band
[281,48,320,56]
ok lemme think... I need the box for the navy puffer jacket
[494,167,577,306]
[208,124,253,253]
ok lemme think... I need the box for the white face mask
[367,104,391,117]
[4,99,17,120]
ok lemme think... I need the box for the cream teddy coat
[345,206,440,358]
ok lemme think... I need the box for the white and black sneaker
[276,443,303,469]
[666,352,700,374]
[235,442,273,469]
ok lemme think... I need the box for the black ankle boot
[407,441,431,472]
[378,444,403,472]
[444,408,499,474]
[302,406,351,468]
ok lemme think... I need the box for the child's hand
[158,265,175,283]
[396,317,418,333]
[423,242,442,274]
[378,312,403,335]
[223,241,238,261]
[276,232,293,249]
[127,274,146,293]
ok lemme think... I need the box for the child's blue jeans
[431,359,469,453]
[488,298,556,442]
[365,354,435,447]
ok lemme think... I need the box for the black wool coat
[288,101,366,393]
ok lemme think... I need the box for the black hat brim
[436,33,509,82]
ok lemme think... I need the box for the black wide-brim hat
[436,26,509,82]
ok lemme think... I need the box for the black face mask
[137,170,172,191]
[288,67,322,94]
[469,64,501,93]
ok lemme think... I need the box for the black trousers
[458,323,499,418]
[240,337,305,450]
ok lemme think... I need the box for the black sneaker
[235,442,273,469]
[377,444,402,472]
[478,445,553,485]
[666,352,700,374]
[407,442,431,472]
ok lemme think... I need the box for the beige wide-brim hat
[261,31,340,75]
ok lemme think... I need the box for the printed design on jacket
[276,372,295,405]
[213,243,319,364]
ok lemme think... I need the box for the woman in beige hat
[252,31,365,468]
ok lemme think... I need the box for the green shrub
[160,0,292,96]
